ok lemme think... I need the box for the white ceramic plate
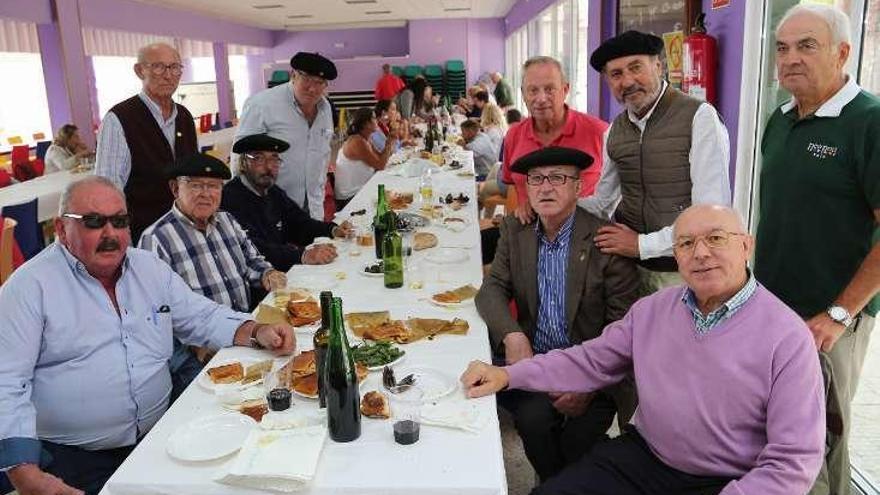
[394,366,458,402]
[360,262,385,277]
[166,413,256,462]
[198,357,266,392]
[292,388,318,400]
[439,217,469,233]
[425,248,469,264]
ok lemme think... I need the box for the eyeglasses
[526,173,580,186]
[178,178,223,193]
[244,153,284,168]
[143,62,184,76]
[673,230,746,253]
[294,70,329,88]
[62,213,131,229]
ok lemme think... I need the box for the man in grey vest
[579,31,731,294]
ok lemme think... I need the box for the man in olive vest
[95,43,197,242]
[579,31,731,294]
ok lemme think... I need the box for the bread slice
[207,362,244,384]
[360,391,390,419]
[242,359,273,384]
[240,399,268,422]
[413,232,438,251]
[287,301,321,327]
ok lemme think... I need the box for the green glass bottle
[373,184,389,259]
[382,212,403,289]
[324,297,361,442]
[313,290,333,408]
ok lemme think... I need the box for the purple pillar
[53,0,97,147]
[586,1,603,117]
[36,22,71,134]
[213,42,232,125]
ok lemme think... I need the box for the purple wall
[36,23,72,133]
[265,19,505,93]
[0,0,52,23]
[504,0,559,35]
[272,27,409,60]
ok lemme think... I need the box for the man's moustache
[96,238,121,252]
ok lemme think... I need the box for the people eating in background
[371,99,410,152]
[460,120,497,180]
[334,108,399,211]
[44,124,93,173]
[480,103,507,154]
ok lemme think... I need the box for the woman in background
[480,103,507,156]
[371,100,411,152]
[334,108,399,211]
[44,124,92,173]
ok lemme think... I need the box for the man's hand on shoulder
[513,203,535,225]
[595,223,640,258]
[8,464,83,495]
[503,332,533,365]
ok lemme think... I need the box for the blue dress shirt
[533,213,575,354]
[0,244,250,469]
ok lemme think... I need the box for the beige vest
[607,87,702,236]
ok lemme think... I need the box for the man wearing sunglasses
[465,203,824,495]
[222,134,352,271]
[475,147,640,481]
[95,43,197,242]
[139,153,288,399]
[0,176,295,495]
[235,52,337,221]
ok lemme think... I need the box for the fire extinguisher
[682,13,717,105]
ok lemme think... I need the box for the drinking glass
[391,386,423,445]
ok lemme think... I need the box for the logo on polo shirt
[806,142,838,160]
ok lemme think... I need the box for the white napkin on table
[215,425,326,492]
[420,398,489,434]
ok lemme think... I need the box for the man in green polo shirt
[755,5,880,495]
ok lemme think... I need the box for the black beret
[290,52,337,81]
[233,133,290,154]
[510,147,594,175]
[169,153,231,180]
[589,30,664,72]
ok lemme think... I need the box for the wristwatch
[248,323,264,349]
[827,305,854,327]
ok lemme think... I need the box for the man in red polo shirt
[374,64,405,102]
[501,56,607,223]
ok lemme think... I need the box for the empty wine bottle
[324,297,361,442]
[313,290,333,408]
[373,184,389,259]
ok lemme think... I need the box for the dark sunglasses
[62,213,131,229]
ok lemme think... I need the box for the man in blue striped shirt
[139,153,287,399]
[476,147,640,481]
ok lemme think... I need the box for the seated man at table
[0,176,295,495]
[221,133,352,272]
[475,146,640,482]
[464,204,825,495]
[139,153,288,400]
[460,120,498,180]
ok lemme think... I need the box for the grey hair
[776,4,852,46]
[136,42,180,64]
[522,56,568,84]
[58,176,125,216]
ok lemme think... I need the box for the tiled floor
[851,319,880,488]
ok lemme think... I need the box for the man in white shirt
[234,52,337,220]
[580,31,731,294]
[460,120,498,179]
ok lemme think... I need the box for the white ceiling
[134,0,517,31]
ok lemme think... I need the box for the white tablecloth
[0,128,238,222]
[100,151,507,495]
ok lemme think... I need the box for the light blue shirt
[370,130,401,154]
[466,131,498,178]
[0,244,250,469]
[534,213,575,354]
[95,92,180,188]
[235,82,335,220]
[682,270,759,334]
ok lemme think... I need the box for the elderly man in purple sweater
[463,204,825,495]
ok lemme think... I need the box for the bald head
[137,43,179,64]
[59,176,125,216]
[673,204,746,238]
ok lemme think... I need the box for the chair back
[10,145,29,165]
[1,199,44,260]
[12,161,39,182]
[1,217,18,285]
[35,140,51,160]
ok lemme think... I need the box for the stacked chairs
[391,66,404,77]
[403,65,422,85]
[445,59,467,102]
[424,65,444,99]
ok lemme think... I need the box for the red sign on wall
[712,0,731,8]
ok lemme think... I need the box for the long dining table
[99,149,508,495]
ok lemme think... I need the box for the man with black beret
[139,152,288,398]
[234,51,337,220]
[476,146,640,481]
[222,134,353,271]
[580,30,731,295]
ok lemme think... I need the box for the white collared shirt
[780,75,860,118]
[578,81,731,259]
